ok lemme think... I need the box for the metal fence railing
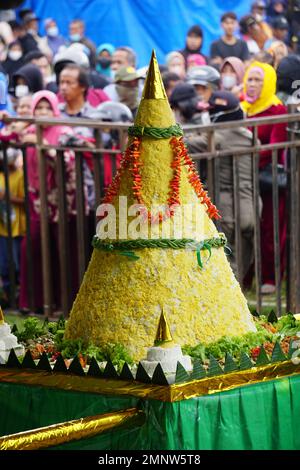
[0,111,299,317]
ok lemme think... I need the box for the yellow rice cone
[65,51,255,360]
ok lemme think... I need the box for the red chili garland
[102,136,220,222]
[170,137,220,220]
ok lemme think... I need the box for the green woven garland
[127,123,183,139]
[92,234,227,268]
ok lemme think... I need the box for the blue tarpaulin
[18,0,252,66]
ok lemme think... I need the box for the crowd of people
[0,1,299,312]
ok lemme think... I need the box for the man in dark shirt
[210,12,250,65]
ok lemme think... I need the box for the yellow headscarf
[241,61,282,117]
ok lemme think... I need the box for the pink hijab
[221,57,245,85]
[27,90,73,192]
[30,90,72,143]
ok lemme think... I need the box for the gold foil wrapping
[0,408,143,450]
[154,310,175,347]
[0,307,4,325]
[142,50,167,100]
[0,361,300,403]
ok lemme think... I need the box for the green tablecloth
[1,374,300,450]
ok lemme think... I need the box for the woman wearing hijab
[220,56,246,100]
[19,91,82,313]
[242,61,287,294]
[12,63,44,98]
[96,43,115,78]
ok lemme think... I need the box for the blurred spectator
[69,19,96,68]
[2,41,24,88]
[96,101,133,187]
[287,0,300,53]
[44,18,66,55]
[8,20,23,41]
[169,83,201,123]
[0,95,33,143]
[61,42,109,86]
[220,57,245,100]
[239,15,261,55]
[0,22,13,46]
[24,50,54,88]
[19,90,81,312]
[96,43,115,78]
[251,1,273,42]
[187,54,207,70]
[267,0,287,20]
[179,25,205,64]
[110,46,137,74]
[166,51,186,79]
[253,50,275,66]
[242,61,287,294]
[162,71,181,99]
[16,95,32,117]
[264,15,289,50]
[54,46,110,103]
[59,63,93,116]
[104,66,140,115]
[0,36,7,62]
[12,64,44,98]
[186,65,220,102]
[277,54,300,105]
[19,10,52,58]
[267,40,288,68]
[188,90,258,280]
[0,148,25,303]
[0,9,15,23]
[210,12,250,65]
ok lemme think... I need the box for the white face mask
[222,74,237,90]
[15,84,29,98]
[8,50,22,61]
[47,26,59,37]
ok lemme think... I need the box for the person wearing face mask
[96,43,115,79]
[220,57,245,100]
[104,66,140,116]
[2,41,24,88]
[165,51,186,80]
[242,61,287,294]
[68,19,96,69]
[12,63,44,99]
[44,18,66,56]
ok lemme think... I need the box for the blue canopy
[18,0,252,66]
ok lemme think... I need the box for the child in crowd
[0,148,25,304]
